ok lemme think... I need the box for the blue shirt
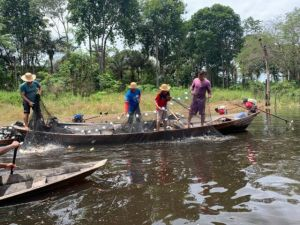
[20,81,40,102]
[125,89,141,113]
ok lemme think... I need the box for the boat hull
[0,160,107,205]
[14,113,259,145]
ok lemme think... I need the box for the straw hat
[129,82,137,89]
[159,84,171,91]
[21,72,36,82]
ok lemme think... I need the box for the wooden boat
[13,112,259,145]
[0,159,107,204]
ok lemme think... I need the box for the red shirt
[245,101,254,110]
[155,92,170,110]
[217,109,225,115]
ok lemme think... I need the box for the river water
[1,110,299,225]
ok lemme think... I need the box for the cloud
[183,0,299,21]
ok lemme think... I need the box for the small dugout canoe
[0,159,107,205]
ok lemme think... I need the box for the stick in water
[233,103,293,124]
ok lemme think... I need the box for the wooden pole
[259,38,271,106]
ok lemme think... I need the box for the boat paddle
[10,140,22,175]
[233,103,293,125]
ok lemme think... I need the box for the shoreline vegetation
[1,87,299,126]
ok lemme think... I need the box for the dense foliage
[0,0,299,95]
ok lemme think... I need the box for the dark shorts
[190,97,206,116]
[23,101,31,114]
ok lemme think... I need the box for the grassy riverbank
[0,88,299,126]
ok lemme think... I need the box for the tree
[35,0,73,52]
[275,8,300,81]
[1,0,47,72]
[187,4,244,87]
[243,16,262,36]
[139,0,185,87]
[236,34,281,83]
[68,0,140,73]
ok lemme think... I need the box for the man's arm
[155,95,161,110]
[207,81,212,98]
[0,163,16,169]
[37,82,42,95]
[0,141,20,156]
[21,92,34,106]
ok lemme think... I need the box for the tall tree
[276,8,300,81]
[139,0,185,87]
[1,0,47,72]
[187,4,243,87]
[68,0,140,73]
[35,0,73,52]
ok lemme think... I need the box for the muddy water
[0,110,299,225]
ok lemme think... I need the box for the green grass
[0,88,299,125]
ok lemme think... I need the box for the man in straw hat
[187,70,212,127]
[124,82,141,124]
[155,84,171,131]
[20,72,42,129]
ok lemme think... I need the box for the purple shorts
[190,97,206,116]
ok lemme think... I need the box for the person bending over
[155,84,171,131]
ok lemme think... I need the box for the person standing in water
[187,71,212,127]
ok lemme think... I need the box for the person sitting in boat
[215,105,227,115]
[124,82,142,124]
[243,98,257,113]
[0,141,20,169]
[20,72,42,130]
[155,84,172,131]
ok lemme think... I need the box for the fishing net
[170,94,224,138]
[18,89,227,146]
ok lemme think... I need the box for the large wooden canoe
[13,112,259,145]
[0,159,107,204]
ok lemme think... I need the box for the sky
[183,0,300,21]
